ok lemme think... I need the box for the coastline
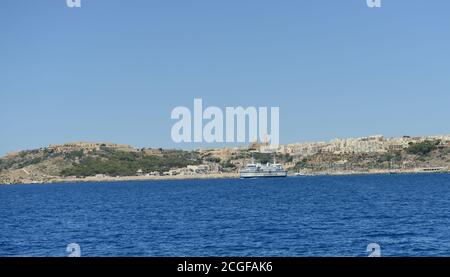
[2,168,449,185]
[35,172,240,185]
[2,137,449,186]
[295,167,450,177]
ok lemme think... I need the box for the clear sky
[1,0,450,155]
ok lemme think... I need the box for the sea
[1,173,450,257]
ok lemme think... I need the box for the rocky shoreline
[0,173,240,185]
[2,168,450,185]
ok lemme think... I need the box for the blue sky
[1,0,450,155]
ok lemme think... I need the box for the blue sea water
[1,173,450,257]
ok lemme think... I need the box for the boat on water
[240,158,288,178]
[294,172,309,177]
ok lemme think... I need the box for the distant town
[0,134,449,184]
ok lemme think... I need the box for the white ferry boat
[240,159,287,178]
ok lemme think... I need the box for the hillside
[0,143,202,184]
[293,140,450,174]
[1,139,449,184]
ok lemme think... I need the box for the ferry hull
[240,171,287,178]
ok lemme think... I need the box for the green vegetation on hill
[0,149,58,171]
[61,147,202,177]
[294,158,309,171]
[220,160,237,171]
[406,140,440,155]
[252,153,293,164]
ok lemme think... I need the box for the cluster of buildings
[278,135,450,157]
[133,163,222,177]
[92,163,223,179]
[162,163,222,176]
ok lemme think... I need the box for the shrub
[406,140,439,155]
